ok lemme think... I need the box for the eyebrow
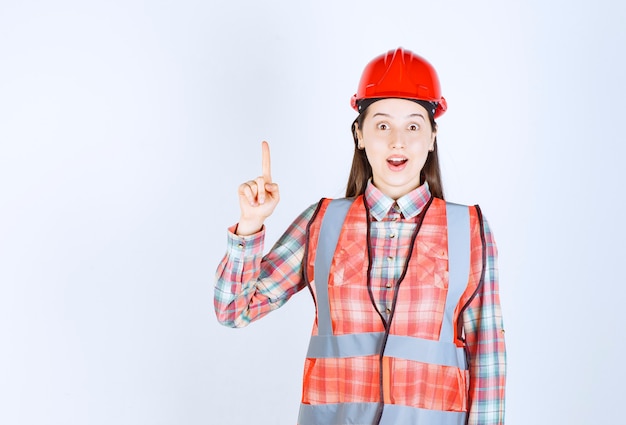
[371,112,426,120]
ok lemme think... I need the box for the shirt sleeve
[214,203,318,328]
[463,214,507,425]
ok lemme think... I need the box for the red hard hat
[351,47,447,118]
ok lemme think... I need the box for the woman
[215,47,506,425]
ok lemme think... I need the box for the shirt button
[385,308,392,314]
[386,283,392,289]
[237,242,244,248]
[387,256,393,261]
[389,233,396,239]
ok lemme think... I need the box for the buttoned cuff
[226,224,265,257]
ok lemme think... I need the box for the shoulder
[304,196,364,237]
[436,198,484,220]
[433,198,489,237]
[310,196,361,220]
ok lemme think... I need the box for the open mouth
[387,158,408,166]
[387,157,408,169]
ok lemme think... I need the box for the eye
[377,123,389,130]
[408,123,420,131]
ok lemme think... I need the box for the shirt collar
[364,180,432,221]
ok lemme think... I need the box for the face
[355,98,436,200]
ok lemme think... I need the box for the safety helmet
[351,47,447,118]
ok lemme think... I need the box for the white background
[1,1,624,424]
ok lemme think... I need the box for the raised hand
[236,141,280,235]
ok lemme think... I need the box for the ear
[353,122,364,149]
[355,122,362,139]
[429,124,437,151]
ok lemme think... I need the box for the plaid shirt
[215,182,506,424]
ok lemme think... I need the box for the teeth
[388,158,407,164]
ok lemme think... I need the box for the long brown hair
[345,107,445,199]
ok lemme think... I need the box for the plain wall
[1,1,624,424]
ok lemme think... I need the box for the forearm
[464,304,506,424]
[214,225,268,327]
[214,204,316,327]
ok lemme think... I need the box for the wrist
[236,219,264,236]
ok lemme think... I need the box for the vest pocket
[301,356,380,404]
[390,359,468,412]
[414,240,449,289]
[330,240,367,286]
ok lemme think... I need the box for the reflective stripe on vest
[299,402,467,425]
[306,332,465,367]
[314,198,353,337]
[299,199,471,425]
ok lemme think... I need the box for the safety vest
[298,195,483,425]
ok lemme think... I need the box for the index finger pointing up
[262,141,272,183]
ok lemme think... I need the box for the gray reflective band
[442,203,471,343]
[298,402,377,425]
[383,335,466,368]
[298,402,467,425]
[314,199,353,336]
[306,332,383,358]
[307,333,466,368]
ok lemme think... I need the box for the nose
[389,130,406,148]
